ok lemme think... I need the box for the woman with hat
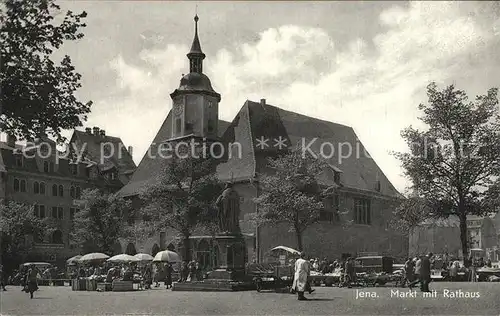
[25,264,39,299]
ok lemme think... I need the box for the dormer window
[334,171,340,185]
[70,164,78,176]
[15,155,23,167]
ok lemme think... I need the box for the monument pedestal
[172,183,254,291]
[172,233,254,291]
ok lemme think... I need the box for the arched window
[196,240,210,270]
[15,155,23,167]
[166,243,176,251]
[43,161,49,173]
[33,181,39,194]
[40,182,46,195]
[34,229,43,243]
[75,186,81,199]
[70,186,75,198]
[152,244,160,257]
[14,179,19,192]
[20,179,26,192]
[52,184,58,196]
[125,243,137,256]
[52,230,63,244]
[58,185,64,197]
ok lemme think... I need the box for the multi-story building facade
[409,215,499,260]
[0,127,136,266]
[119,15,407,267]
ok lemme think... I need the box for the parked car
[354,256,394,286]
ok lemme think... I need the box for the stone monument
[212,182,247,272]
[173,182,251,291]
[215,182,241,235]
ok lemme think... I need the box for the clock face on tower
[173,102,183,116]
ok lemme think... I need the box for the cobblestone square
[1,282,499,315]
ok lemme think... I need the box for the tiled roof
[419,216,460,228]
[216,102,256,182]
[268,102,400,197]
[120,100,401,198]
[119,111,231,196]
[70,130,136,177]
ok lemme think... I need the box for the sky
[29,1,500,192]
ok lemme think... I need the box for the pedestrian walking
[408,257,421,290]
[404,258,415,287]
[165,263,173,289]
[25,264,39,299]
[292,252,311,301]
[419,253,432,292]
[143,265,152,289]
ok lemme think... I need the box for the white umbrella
[153,250,180,263]
[66,255,82,265]
[270,246,301,255]
[107,254,139,263]
[134,253,154,261]
[79,252,110,262]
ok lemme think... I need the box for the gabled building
[0,128,136,266]
[119,15,407,266]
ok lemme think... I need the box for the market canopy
[107,254,139,263]
[270,246,301,255]
[20,262,52,268]
[66,255,82,265]
[153,250,180,263]
[79,253,110,262]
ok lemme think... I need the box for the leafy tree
[71,189,132,255]
[390,194,432,236]
[0,0,92,142]
[253,149,331,251]
[394,82,500,259]
[139,154,222,262]
[0,201,47,274]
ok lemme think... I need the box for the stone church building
[119,15,407,268]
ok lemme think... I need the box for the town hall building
[119,15,407,267]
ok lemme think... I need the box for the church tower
[170,15,221,141]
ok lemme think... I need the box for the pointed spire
[187,14,205,73]
[189,14,204,55]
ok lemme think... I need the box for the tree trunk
[182,233,191,262]
[458,211,468,262]
[296,229,303,252]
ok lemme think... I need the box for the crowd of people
[401,253,494,291]
[307,258,343,274]
[290,254,360,300]
[4,259,209,298]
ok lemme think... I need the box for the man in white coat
[293,252,310,300]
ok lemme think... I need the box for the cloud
[91,1,500,192]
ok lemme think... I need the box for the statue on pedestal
[215,182,241,234]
